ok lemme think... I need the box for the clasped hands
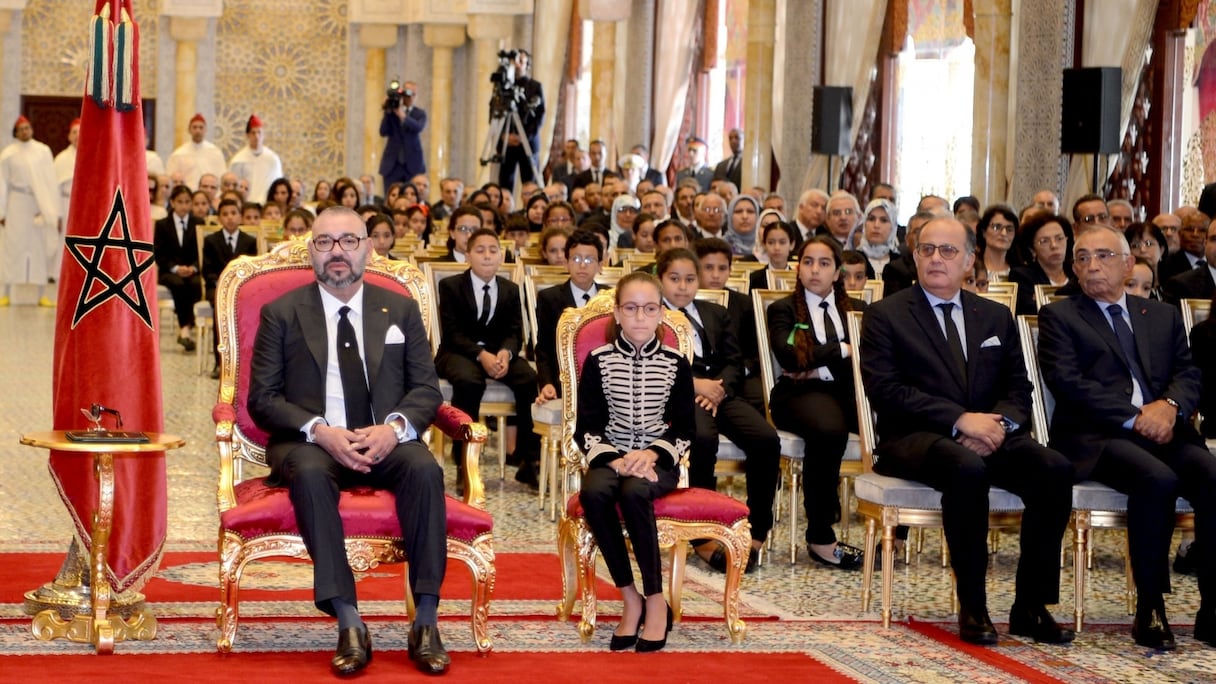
[314,423,398,474]
[694,377,726,416]
[1133,400,1176,445]
[479,349,511,380]
[954,412,1007,457]
[609,449,660,482]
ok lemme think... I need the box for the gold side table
[19,431,184,654]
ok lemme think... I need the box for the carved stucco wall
[21,0,159,96]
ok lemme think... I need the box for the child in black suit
[204,198,257,377]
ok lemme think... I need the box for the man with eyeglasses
[1108,199,1136,231]
[1159,210,1211,285]
[1032,189,1060,215]
[1038,224,1215,651]
[823,190,861,246]
[860,216,1074,647]
[1163,216,1216,305]
[692,192,728,239]
[1151,212,1182,254]
[1070,193,1110,233]
[248,207,452,675]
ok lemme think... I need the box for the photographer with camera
[378,79,428,190]
[493,50,545,193]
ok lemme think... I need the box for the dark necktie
[819,301,839,344]
[1106,304,1153,402]
[727,155,739,176]
[593,169,600,185]
[681,306,710,358]
[337,306,372,429]
[581,292,590,306]
[937,302,967,383]
[227,235,236,253]
[1198,260,1208,269]
[478,284,492,326]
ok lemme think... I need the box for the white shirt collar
[922,288,962,310]
[318,283,364,321]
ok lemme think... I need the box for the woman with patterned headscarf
[846,198,900,278]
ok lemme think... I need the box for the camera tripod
[479,105,540,187]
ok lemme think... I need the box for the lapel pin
[382,307,388,313]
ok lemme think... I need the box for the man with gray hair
[824,190,861,246]
[1107,198,1135,231]
[692,192,728,239]
[794,188,828,246]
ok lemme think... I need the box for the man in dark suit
[534,230,603,403]
[203,198,258,377]
[378,81,427,189]
[1038,225,1216,650]
[549,139,580,190]
[712,128,743,189]
[154,185,202,351]
[675,137,714,192]
[572,139,609,190]
[1159,211,1210,285]
[860,216,1074,646]
[881,211,933,296]
[497,50,545,191]
[435,228,541,486]
[247,207,451,676]
[1163,217,1216,305]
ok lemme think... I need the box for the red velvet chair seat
[223,478,493,544]
[565,487,750,527]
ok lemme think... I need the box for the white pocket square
[385,325,406,344]
[980,336,1001,348]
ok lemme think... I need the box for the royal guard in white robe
[0,115,61,306]
[51,118,80,282]
[166,113,227,190]
[228,114,282,205]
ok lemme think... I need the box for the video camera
[488,50,539,120]
[383,77,414,113]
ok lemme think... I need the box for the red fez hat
[245,114,263,133]
[190,113,206,125]
[14,114,30,127]
[70,118,82,128]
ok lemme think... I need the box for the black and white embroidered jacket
[575,333,695,471]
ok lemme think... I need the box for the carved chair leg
[555,519,578,621]
[1073,522,1087,631]
[880,523,895,628]
[669,540,688,624]
[861,517,877,613]
[216,547,247,652]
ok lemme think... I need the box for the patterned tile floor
[2,303,1212,681]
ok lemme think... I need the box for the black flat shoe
[609,603,646,651]
[808,543,863,570]
[1195,608,1216,647]
[408,623,451,675]
[331,625,372,676]
[1009,603,1074,644]
[1132,604,1176,651]
[177,336,196,352]
[514,462,539,489]
[697,543,728,573]
[636,603,673,653]
[958,607,999,646]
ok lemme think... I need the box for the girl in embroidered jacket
[576,272,695,652]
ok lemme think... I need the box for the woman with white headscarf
[847,198,900,277]
[724,194,761,259]
[609,194,640,249]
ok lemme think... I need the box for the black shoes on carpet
[1132,602,1176,651]
[698,543,761,574]
[958,607,999,646]
[177,335,196,352]
[331,625,371,676]
[1008,603,1074,644]
[330,623,450,676]
[609,603,647,651]
[408,623,451,675]
[636,603,674,653]
[808,542,864,570]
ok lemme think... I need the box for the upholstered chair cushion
[853,473,1025,512]
[565,488,750,527]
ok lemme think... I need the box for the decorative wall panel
[21,0,159,96]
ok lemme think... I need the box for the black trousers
[498,137,539,191]
[158,271,200,328]
[437,352,540,462]
[875,432,1073,613]
[580,465,679,596]
[1086,432,1216,604]
[770,379,857,546]
[690,397,780,541]
[267,440,448,614]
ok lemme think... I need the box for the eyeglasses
[700,206,723,214]
[547,216,573,224]
[1129,239,1157,249]
[1180,225,1206,235]
[914,242,962,260]
[1074,249,1127,265]
[618,206,638,214]
[987,222,1016,234]
[1080,212,1110,224]
[619,303,662,318]
[569,255,598,266]
[452,224,479,234]
[1035,234,1068,247]
[1159,225,1179,235]
[829,208,856,218]
[311,234,366,251]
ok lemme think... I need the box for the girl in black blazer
[767,236,867,569]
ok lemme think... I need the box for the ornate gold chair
[211,241,496,653]
[554,291,751,643]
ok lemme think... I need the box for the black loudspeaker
[1060,67,1122,155]
[812,86,853,156]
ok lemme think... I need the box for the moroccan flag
[50,0,166,593]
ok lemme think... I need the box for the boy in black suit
[535,229,603,402]
[204,198,258,376]
[154,185,202,351]
[436,228,541,487]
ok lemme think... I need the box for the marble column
[743,0,776,190]
[168,17,207,148]
[424,24,466,189]
[532,0,574,171]
[775,0,822,202]
[970,0,1012,204]
[468,15,513,185]
[590,21,616,152]
[360,24,399,187]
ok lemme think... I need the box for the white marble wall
[774,0,822,202]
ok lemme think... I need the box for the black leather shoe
[808,542,863,570]
[1193,608,1216,647]
[1174,542,1197,576]
[609,603,646,651]
[958,607,999,646]
[177,336,196,352]
[209,367,220,380]
[408,623,451,675]
[636,603,673,653]
[1008,603,1074,644]
[331,625,372,676]
[1132,604,1176,651]
[513,462,539,489]
[697,543,728,573]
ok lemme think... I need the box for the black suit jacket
[572,167,608,190]
[1192,319,1216,438]
[436,271,523,361]
[685,299,743,396]
[725,288,760,380]
[1163,265,1215,305]
[767,293,867,402]
[534,279,600,392]
[202,229,257,288]
[1037,294,1204,478]
[880,251,916,296]
[860,286,1033,457]
[643,168,665,187]
[153,214,201,273]
[248,283,442,459]
[712,155,742,188]
[1158,250,1202,286]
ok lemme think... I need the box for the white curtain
[1061,0,1158,208]
[802,0,888,192]
[651,0,703,175]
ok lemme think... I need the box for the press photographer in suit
[495,49,545,191]
[378,80,427,189]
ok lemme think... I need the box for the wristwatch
[388,416,408,443]
[1163,397,1181,415]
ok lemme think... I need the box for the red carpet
[905,618,1070,684]
[0,649,847,682]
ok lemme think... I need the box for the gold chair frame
[212,241,495,653]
